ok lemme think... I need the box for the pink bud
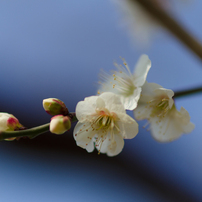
[50,115,71,135]
[7,117,20,130]
[0,113,23,141]
[43,98,69,116]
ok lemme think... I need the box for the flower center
[112,72,136,97]
[92,108,118,131]
[91,108,119,154]
[149,97,171,119]
[98,59,136,98]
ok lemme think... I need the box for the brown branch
[130,0,202,61]
[174,86,202,98]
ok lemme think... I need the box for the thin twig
[174,86,202,98]
[0,112,78,141]
[0,123,50,141]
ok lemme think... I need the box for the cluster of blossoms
[0,54,195,157]
[50,54,192,157]
[73,54,194,156]
[96,54,194,146]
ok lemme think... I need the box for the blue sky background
[0,0,202,201]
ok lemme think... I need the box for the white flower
[98,54,151,110]
[73,92,139,156]
[134,82,195,142]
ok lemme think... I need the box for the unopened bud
[0,113,21,131]
[0,113,23,141]
[50,115,71,135]
[43,98,68,116]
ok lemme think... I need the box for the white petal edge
[154,88,174,99]
[73,122,96,150]
[96,97,105,109]
[133,103,152,120]
[150,116,182,142]
[75,96,98,122]
[121,87,142,110]
[139,81,162,103]
[100,92,126,114]
[133,54,151,87]
[97,132,124,157]
[150,107,194,142]
[117,113,139,139]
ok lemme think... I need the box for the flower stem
[131,0,202,61]
[174,86,202,98]
[0,112,78,141]
[0,123,50,141]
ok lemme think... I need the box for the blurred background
[0,0,202,201]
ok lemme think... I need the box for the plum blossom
[73,92,139,156]
[134,82,195,142]
[98,54,151,110]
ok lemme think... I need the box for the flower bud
[0,113,23,141]
[50,115,71,135]
[0,113,21,131]
[43,98,69,116]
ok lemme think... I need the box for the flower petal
[133,55,151,86]
[85,138,95,153]
[142,81,162,94]
[133,103,152,120]
[117,113,139,139]
[150,107,194,142]
[121,87,141,110]
[139,81,162,103]
[100,92,125,114]
[97,132,124,157]
[96,97,105,109]
[183,122,195,134]
[75,96,98,122]
[73,122,96,151]
[154,88,174,99]
[150,116,182,142]
[177,107,195,133]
